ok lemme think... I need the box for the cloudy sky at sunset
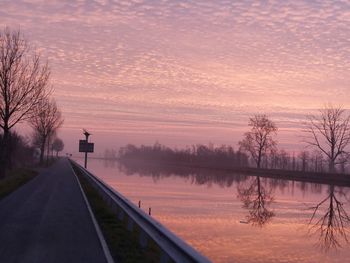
[1,0,349,154]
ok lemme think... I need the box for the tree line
[117,106,350,174]
[0,27,64,177]
[117,143,249,168]
[239,109,350,173]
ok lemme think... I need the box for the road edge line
[68,159,115,263]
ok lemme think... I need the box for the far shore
[93,157,350,187]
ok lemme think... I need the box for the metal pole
[84,131,90,169]
[84,151,88,168]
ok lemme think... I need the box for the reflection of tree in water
[118,161,248,187]
[118,160,327,196]
[308,185,350,251]
[237,176,275,227]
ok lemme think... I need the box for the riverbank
[118,159,350,187]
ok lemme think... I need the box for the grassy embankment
[0,157,61,201]
[71,162,164,263]
[0,168,38,200]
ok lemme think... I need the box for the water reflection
[237,176,275,227]
[117,160,248,187]
[308,184,350,251]
[115,160,350,252]
[103,159,117,168]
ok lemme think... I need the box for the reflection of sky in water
[78,158,350,262]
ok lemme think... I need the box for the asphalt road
[0,158,108,263]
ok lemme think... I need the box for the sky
[1,0,349,155]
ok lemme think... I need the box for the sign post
[79,130,94,168]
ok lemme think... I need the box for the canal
[76,158,350,263]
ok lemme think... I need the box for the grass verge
[71,163,162,263]
[0,168,38,200]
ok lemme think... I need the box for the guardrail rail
[70,159,211,263]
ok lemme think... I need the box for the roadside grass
[0,168,38,200]
[71,163,162,263]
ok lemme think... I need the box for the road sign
[80,130,94,169]
[85,143,94,153]
[79,140,94,153]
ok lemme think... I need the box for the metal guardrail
[70,159,211,263]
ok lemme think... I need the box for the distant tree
[279,150,290,170]
[292,153,297,171]
[51,137,64,157]
[304,105,350,173]
[118,143,249,167]
[268,148,278,169]
[338,153,349,174]
[0,27,50,175]
[30,98,63,164]
[239,115,278,168]
[298,150,310,172]
[311,150,324,173]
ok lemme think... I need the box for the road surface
[0,158,109,263]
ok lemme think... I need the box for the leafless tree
[308,185,350,251]
[239,114,278,168]
[279,149,290,170]
[52,137,64,157]
[30,98,63,164]
[0,27,50,174]
[298,150,310,172]
[338,153,349,174]
[304,105,350,173]
[311,150,325,173]
[237,176,275,227]
[292,153,297,171]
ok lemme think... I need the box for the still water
[77,158,350,263]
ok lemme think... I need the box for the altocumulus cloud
[1,0,349,149]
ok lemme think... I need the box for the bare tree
[312,150,324,173]
[304,105,350,173]
[0,27,50,174]
[298,150,309,172]
[339,153,349,174]
[279,149,290,170]
[30,98,63,164]
[239,115,278,168]
[52,137,64,157]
